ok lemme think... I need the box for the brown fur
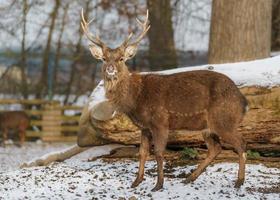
[93,47,248,191]
[83,10,247,190]
[0,111,29,147]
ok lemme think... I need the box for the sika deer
[81,10,248,191]
[0,111,29,147]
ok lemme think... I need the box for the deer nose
[106,64,117,76]
[107,65,115,73]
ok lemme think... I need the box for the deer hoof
[151,183,163,192]
[131,178,143,188]
[234,178,244,188]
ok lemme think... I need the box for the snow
[1,56,280,199]
[0,143,73,173]
[88,80,106,111]
[0,144,279,199]
[157,55,280,87]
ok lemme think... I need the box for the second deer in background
[0,111,30,147]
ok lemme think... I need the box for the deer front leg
[151,126,168,192]
[131,129,151,188]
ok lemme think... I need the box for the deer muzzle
[105,64,118,79]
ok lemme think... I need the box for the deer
[0,111,30,147]
[81,9,248,191]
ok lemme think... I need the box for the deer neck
[104,70,142,113]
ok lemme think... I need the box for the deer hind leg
[131,129,152,188]
[220,132,246,188]
[2,128,8,147]
[150,126,168,192]
[184,130,222,183]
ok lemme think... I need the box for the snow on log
[77,56,280,151]
[87,56,280,121]
[88,80,116,121]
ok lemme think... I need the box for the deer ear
[89,45,103,60]
[124,45,138,61]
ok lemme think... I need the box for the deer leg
[19,128,26,147]
[131,129,151,188]
[2,128,8,147]
[184,131,222,184]
[151,127,168,192]
[221,132,246,188]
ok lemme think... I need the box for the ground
[0,143,279,200]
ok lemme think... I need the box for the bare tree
[53,2,69,94]
[20,0,29,99]
[208,0,272,64]
[147,0,177,70]
[36,0,60,98]
[0,0,216,101]
[63,0,91,104]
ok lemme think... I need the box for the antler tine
[80,8,105,47]
[132,10,150,45]
[122,10,150,47]
[121,32,133,47]
[136,9,149,27]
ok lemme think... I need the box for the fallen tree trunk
[21,57,280,167]
[95,146,280,163]
[78,86,280,153]
[20,145,89,168]
[21,87,280,167]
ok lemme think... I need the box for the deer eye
[102,57,106,62]
[119,57,124,62]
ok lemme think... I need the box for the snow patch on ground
[0,144,279,200]
[0,143,73,173]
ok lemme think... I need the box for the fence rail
[0,99,83,142]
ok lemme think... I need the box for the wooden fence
[0,99,83,142]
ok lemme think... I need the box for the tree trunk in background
[36,0,60,98]
[272,0,280,51]
[63,0,90,105]
[20,0,29,99]
[147,0,177,70]
[53,3,69,94]
[208,0,272,64]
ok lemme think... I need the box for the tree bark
[208,0,272,64]
[272,0,280,51]
[147,0,177,70]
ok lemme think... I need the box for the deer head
[81,9,150,82]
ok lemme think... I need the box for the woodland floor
[0,143,279,200]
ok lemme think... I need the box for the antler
[81,8,105,47]
[122,10,150,47]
